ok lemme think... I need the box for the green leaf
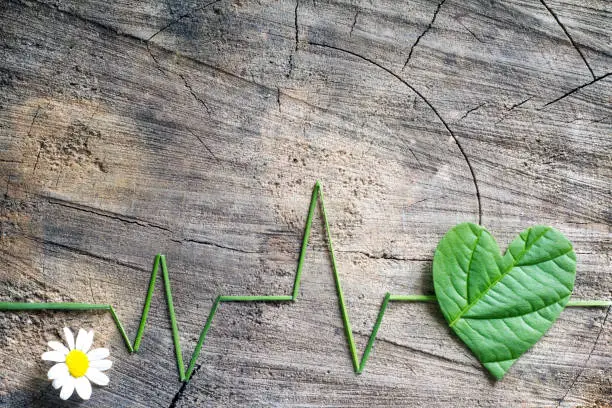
[433,223,576,379]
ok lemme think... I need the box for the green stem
[0,181,609,382]
[566,300,612,307]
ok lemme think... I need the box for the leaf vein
[465,228,484,303]
[449,227,552,327]
[462,295,569,320]
[463,319,515,359]
[516,246,573,267]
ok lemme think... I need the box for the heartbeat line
[0,181,608,382]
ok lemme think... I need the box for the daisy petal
[59,376,75,400]
[76,329,94,353]
[63,327,75,350]
[42,351,66,362]
[85,330,94,353]
[87,348,109,361]
[74,376,92,400]
[47,363,68,380]
[52,373,69,390]
[86,367,109,386]
[75,329,89,351]
[47,341,69,355]
[89,359,112,371]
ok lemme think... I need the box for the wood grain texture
[0,0,610,406]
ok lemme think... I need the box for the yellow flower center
[65,350,89,378]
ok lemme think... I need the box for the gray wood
[0,0,610,406]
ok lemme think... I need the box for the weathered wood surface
[0,0,610,406]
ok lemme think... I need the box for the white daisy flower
[42,327,112,400]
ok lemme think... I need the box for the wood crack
[308,41,482,225]
[28,105,42,174]
[458,21,484,43]
[144,1,219,107]
[294,0,300,51]
[181,238,260,254]
[496,96,533,123]
[506,96,532,111]
[353,330,480,371]
[406,146,423,168]
[186,129,219,162]
[147,0,221,45]
[539,0,595,80]
[402,0,447,69]
[350,9,359,37]
[44,196,174,234]
[168,364,201,408]
[24,0,284,105]
[542,72,611,108]
[458,103,485,121]
[555,305,611,407]
[179,74,212,115]
[23,0,139,41]
[286,0,299,78]
[336,250,431,262]
[24,235,150,273]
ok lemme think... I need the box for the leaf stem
[0,181,609,382]
[566,300,612,307]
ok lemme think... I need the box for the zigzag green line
[0,181,608,382]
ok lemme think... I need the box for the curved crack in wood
[538,0,595,80]
[309,41,482,225]
[9,3,486,228]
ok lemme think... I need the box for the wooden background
[0,0,610,406]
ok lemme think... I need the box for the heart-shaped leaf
[433,223,576,379]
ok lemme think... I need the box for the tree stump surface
[0,0,610,406]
